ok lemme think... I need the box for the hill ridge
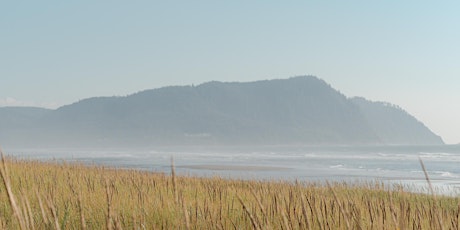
[0,76,444,147]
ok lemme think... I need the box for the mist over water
[6,145,460,195]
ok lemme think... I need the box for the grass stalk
[237,194,261,230]
[182,194,191,230]
[419,157,445,230]
[0,150,26,230]
[171,157,178,204]
[326,181,351,229]
[106,179,114,230]
[78,192,87,230]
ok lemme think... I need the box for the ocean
[6,145,460,195]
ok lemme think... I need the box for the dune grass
[0,152,459,229]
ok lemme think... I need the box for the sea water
[6,145,460,195]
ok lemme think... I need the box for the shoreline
[178,164,292,171]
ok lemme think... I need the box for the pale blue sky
[1,1,459,143]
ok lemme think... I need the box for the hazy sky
[1,1,459,144]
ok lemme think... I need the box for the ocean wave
[418,152,460,161]
[433,171,459,178]
[329,164,344,169]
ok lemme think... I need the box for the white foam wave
[329,164,344,169]
[433,171,458,178]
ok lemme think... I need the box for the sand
[178,164,292,171]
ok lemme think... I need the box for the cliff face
[0,76,444,147]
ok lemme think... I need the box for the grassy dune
[0,155,459,229]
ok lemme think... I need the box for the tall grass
[0,151,459,229]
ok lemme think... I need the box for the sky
[1,1,460,144]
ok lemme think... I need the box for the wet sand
[179,164,292,171]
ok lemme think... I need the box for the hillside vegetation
[0,76,443,147]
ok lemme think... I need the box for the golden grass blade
[35,189,50,226]
[21,193,36,230]
[20,195,30,229]
[171,157,179,204]
[106,179,114,230]
[237,194,261,230]
[249,186,269,227]
[300,194,312,230]
[418,157,445,230]
[181,194,191,230]
[24,195,35,230]
[78,192,87,230]
[419,157,436,198]
[326,181,351,229]
[0,150,26,230]
[281,210,291,230]
[46,195,61,230]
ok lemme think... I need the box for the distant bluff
[0,76,444,147]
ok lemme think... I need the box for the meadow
[0,152,459,229]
